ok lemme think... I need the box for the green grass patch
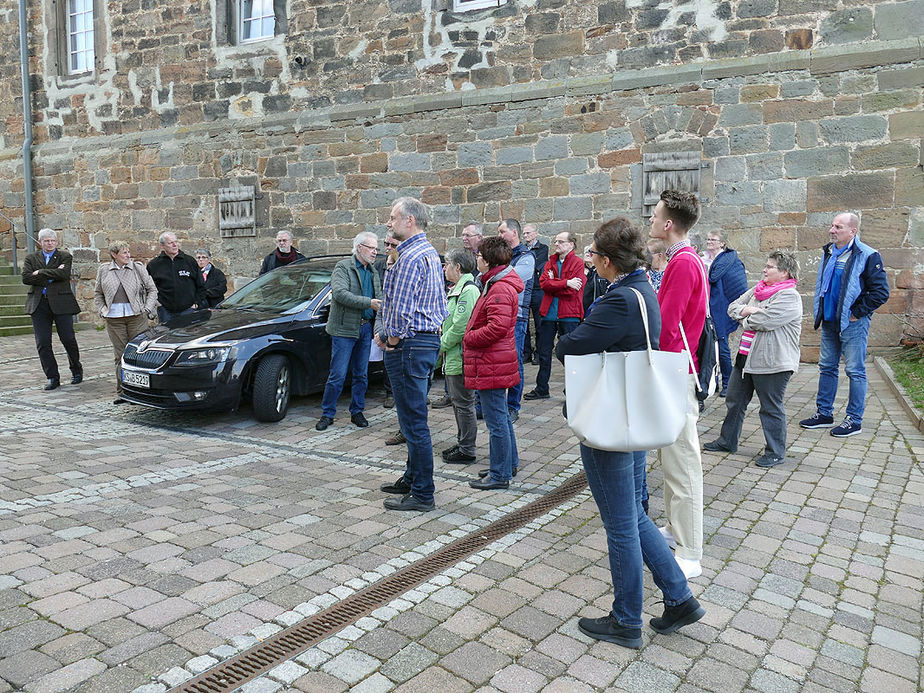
[889,348,924,414]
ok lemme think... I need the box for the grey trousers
[718,367,793,459]
[446,374,477,456]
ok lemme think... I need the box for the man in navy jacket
[800,213,890,438]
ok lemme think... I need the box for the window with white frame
[239,0,275,43]
[67,0,94,74]
[452,0,507,11]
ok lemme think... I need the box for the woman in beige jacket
[94,241,158,403]
[703,250,802,469]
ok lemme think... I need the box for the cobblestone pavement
[0,329,921,693]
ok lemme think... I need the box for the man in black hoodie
[147,232,206,322]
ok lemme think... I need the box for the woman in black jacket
[556,218,704,650]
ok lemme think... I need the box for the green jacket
[326,256,382,338]
[439,273,480,375]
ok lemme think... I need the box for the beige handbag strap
[627,288,655,363]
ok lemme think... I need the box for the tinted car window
[221,265,333,313]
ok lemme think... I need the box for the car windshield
[221,264,333,313]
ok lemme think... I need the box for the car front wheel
[252,354,291,422]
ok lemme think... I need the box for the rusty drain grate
[173,471,588,693]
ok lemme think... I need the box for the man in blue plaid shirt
[375,196,448,511]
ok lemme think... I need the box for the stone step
[0,315,31,328]
[0,304,26,316]
[0,293,27,307]
[0,274,25,286]
[0,325,33,337]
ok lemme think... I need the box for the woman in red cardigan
[463,236,524,490]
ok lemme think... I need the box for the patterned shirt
[381,233,448,339]
[665,239,692,259]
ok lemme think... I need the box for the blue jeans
[717,333,732,393]
[480,388,519,482]
[534,319,578,395]
[321,322,372,418]
[817,317,870,425]
[385,333,440,504]
[581,443,692,629]
[507,318,528,412]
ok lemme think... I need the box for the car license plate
[122,370,150,388]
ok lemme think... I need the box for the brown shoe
[385,430,406,446]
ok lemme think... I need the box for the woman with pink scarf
[703,251,802,468]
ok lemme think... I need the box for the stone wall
[1,0,923,146]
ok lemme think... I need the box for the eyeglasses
[359,244,378,252]
[384,241,398,248]
[587,249,606,259]
[554,239,572,245]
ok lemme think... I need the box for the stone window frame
[49,0,105,79]
[216,0,288,46]
[452,0,508,11]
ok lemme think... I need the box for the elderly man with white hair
[22,228,83,390]
[316,231,383,431]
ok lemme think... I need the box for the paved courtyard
[0,328,921,693]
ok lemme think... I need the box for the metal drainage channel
[173,472,588,693]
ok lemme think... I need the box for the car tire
[252,354,291,422]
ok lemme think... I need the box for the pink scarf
[753,278,797,302]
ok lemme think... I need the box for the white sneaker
[675,555,702,579]
[658,525,677,549]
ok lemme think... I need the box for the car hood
[138,308,296,347]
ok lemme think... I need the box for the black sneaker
[315,416,333,431]
[755,454,785,468]
[383,494,434,512]
[508,409,519,423]
[577,615,642,649]
[830,418,862,438]
[443,448,476,464]
[523,390,550,401]
[649,597,705,634]
[350,412,369,428]
[478,467,518,478]
[380,477,411,495]
[799,413,834,429]
[703,440,735,453]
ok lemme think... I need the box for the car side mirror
[317,304,330,321]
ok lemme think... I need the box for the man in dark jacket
[497,219,534,422]
[195,248,228,308]
[800,213,890,438]
[22,228,83,390]
[316,232,382,432]
[522,223,548,364]
[147,232,206,323]
[259,230,305,275]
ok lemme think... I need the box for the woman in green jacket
[439,248,482,464]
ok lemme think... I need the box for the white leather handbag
[565,288,689,452]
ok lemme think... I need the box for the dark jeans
[321,322,372,418]
[31,296,81,380]
[717,333,733,394]
[157,305,195,323]
[480,388,519,481]
[717,367,792,459]
[507,318,528,413]
[523,293,543,361]
[534,318,578,396]
[581,443,692,628]
[385,333,440,504]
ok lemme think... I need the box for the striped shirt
[381,233,448,339]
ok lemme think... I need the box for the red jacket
[463,265,524,391]
[538,251,585,320]
[658,246,708,370]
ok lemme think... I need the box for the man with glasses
[259,230,305,275]
[316,232,383,431]
[524,232,583,401]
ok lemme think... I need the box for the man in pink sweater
[649,190,707,579]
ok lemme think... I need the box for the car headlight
[174,347,230,366]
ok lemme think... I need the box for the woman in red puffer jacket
[463,236,524,491]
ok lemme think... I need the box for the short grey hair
[195,248,212,259]
[837,212,860,229]
[275,230,294,241]
[38,228,57,241]
[394,196,430,230]
[500,218,521,236]
[768,250,799,281]
[109,241,131,256]
[462,222,482,236]
[158,231,177,245]
[445,248,476,275]
[352,231,378,254]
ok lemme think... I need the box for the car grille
[123,344,173,370]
